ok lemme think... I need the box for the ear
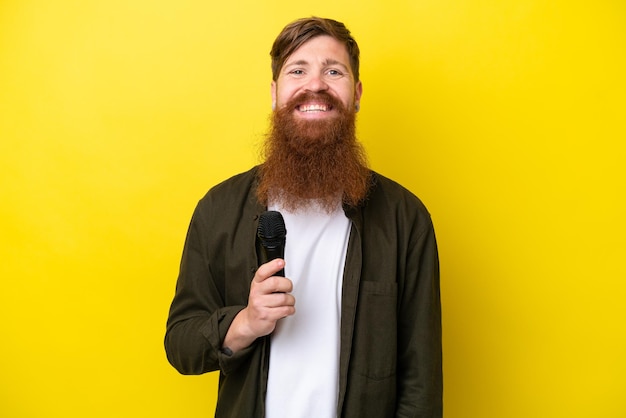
[271,81,277,107]
[354,80,363,107]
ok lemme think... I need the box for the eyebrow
[284,59,350,72]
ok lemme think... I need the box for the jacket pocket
[351,280,398,380]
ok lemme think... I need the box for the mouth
[296,103,333,113]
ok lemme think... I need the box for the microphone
[257,211,287,277]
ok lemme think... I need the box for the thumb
[253,258,285,283]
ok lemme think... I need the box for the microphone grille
[257,211,286,241]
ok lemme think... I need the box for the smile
[297,104,330,112]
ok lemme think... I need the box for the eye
[327,69,343,77]
[290,69,305,76]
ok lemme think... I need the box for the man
[165,17,442,417]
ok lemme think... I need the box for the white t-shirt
[265,201,350,418]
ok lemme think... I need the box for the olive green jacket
[165,166,442,417]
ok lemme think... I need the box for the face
[271,35,362,121]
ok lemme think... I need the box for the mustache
[283,91,345,111]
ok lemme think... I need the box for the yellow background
[1,1,624,417]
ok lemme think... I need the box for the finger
[253,259,286,283]
[263,292,296,309]
[260,276,293,294]
[261,303,296,322]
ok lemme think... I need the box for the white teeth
[299,104,327,112]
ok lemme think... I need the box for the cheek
[340,91,356,108]
[275,88,292,106]
[337,85,356,103]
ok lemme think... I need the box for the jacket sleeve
[164,200,257,375]
[396,217,443,418]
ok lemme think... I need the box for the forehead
[283,35,351,68]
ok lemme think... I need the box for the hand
[222,259,295,353]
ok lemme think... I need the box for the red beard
[257,91,370,213]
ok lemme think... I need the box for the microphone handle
[262,245,285,277]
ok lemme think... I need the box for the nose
[304,74,329,93]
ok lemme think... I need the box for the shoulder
[203,166,258,197]
[198,166,259,206]
[190,166,262,225]
[367,170,431,218]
